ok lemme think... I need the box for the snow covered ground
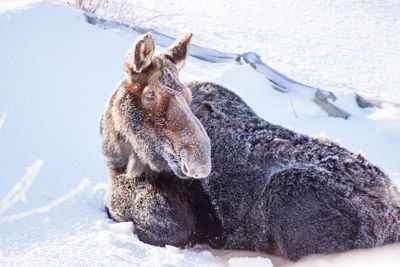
[73,0,400,102]
[0,1,399,266]
[0,0,41,12]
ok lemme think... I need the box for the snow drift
[0,1,399,266]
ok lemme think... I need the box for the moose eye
[145,91,156,101]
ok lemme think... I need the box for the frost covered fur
[188,81,400,260]
[102,33,400,261]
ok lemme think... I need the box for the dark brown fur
[187,81,400,260]
[102,33,400,261]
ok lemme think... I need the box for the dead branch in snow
[0,178,89,223]
[0,160,43,214]
[70,5,399,119]
[0,159,89,224]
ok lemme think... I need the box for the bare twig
[139,13,180,26]
[93,0,107,14]
[289,99,298,118]
[0,178,90,223]
[117,0,127,23]
[0,160,43,214]
[75,0,83,9]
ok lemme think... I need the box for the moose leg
[134,180,196,248]
[101,116,135,221]
[108,173,196,247]
[266,168,375,261]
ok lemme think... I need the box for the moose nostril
[180,157,210,178]
[181,162,189,174]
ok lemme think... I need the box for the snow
[74,0,400,102]
[228,257,273,267]
[0,1,399,266]
[0,0,41,12]
[0,112,6,130]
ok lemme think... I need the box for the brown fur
[102,32,400,260]
[101,33,212,244]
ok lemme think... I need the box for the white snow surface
[0,1,399,267]
[228,257,273,267]
[0,0,41,12]
[71,0,400,102]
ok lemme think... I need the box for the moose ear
[163,33,192,70]
[126,32,155,73]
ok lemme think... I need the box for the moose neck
[125,142,172,182]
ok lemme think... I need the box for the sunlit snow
[0,1,399,267]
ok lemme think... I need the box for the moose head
[116,32,211,179]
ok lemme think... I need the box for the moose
[101,32,400,261]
